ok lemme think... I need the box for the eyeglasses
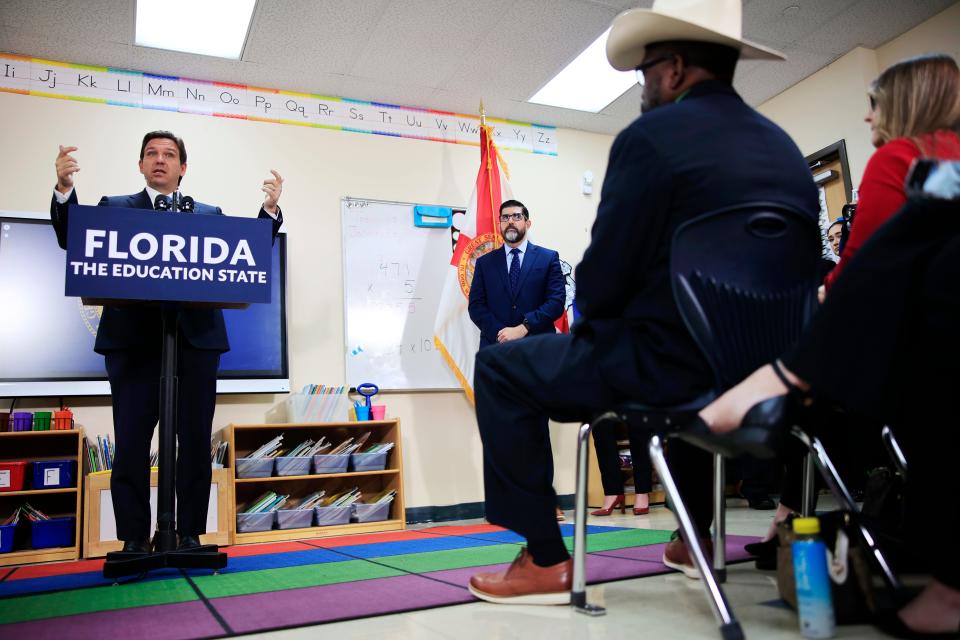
[635,55,674,86]
[499,213,525,222]
[868,94,877,111]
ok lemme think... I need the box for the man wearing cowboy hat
[468,0,818,605]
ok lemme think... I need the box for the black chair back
[671,202,821,391]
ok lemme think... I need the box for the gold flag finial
[479,99,486,127]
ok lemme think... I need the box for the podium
[64,204,274,579]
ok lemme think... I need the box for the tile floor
[248,497,886,639]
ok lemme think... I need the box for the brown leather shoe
[662,532,713,580]
[469,548,572,605]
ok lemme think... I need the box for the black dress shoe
[177,535,201,551]
[121,539,152,553]
[744,536,779,570]
[679,360,810,459]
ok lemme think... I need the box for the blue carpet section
[0,567,183,598]
[220,547,346,573]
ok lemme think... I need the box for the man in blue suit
[50,131,284,553]
[468,0,818,605]
[468,199,565,349]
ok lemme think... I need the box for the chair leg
[712,453,726,583]
[650,435,743,640]
[881,425,908,479]
[791,427,904,593]
[801,452,816,516]
[572,417,610,616]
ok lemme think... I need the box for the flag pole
[479,99,486,127]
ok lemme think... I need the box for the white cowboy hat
[607,0,784,71]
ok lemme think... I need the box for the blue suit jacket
[468,242,565,348]
[50,188,282,354]
[574,80,819,404]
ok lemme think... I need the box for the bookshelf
[226,419,405,544]
[0,429,84,566]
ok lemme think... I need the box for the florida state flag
[433,123,512,402]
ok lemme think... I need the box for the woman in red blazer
[824,53,960,294]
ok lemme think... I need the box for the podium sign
[64,205,272,304]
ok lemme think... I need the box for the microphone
[170,190,180,212]
[154,194,170,211]
[180,196,195,213]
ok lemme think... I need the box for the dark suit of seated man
[50,131,284,552]
[467,8,819,605]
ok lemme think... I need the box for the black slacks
[474,332,715,554]
[592,421,654,496]
[104,340,220,541]
[783,198,960,588]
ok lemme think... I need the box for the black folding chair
[571,202,821,640]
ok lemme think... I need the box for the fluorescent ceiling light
[135,0,257,59]
[529,28,636,113]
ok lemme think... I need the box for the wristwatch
[522,318,531,333]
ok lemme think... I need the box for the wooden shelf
[226,419,405,545]
[0,487,78,497]
[0,428,84,567]
[235,469,399,483]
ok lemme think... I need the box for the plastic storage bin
[275,456,312,477]
[236,457,275,478]
[236,511,276,533]
[10,412,32,432]
[0,522,15,552]
[32,460,77,489]
[32,412,52,431]
[30,516,75,549]
[349,451,389,472]
[0,461,30,492]
[314,505,352,526]
[276,509,314,530]
[352,502,391,523]
[312,454,349,474]
[53,409,74,431]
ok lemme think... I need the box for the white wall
[0,89,613,510]
[758,2,960,185]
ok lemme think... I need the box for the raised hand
[55,145,80,193]
[262,169,283,214]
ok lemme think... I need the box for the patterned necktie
[509,248,521,294]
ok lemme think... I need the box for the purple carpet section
[213,573,473,633]
[0,601,223,640]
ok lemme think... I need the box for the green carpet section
[564,528,674,553]
[371,544,523,573]
[0,578,197,625]
[194,559,404,599]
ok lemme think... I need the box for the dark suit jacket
[468,242,565,348]
[50,188,283,354]
[574,80,819,404]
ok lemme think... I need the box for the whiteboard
[342,198,463,390]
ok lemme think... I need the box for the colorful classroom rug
[0,524,756,639]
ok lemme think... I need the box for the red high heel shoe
[591,495,625,516]
[633,506,649,516]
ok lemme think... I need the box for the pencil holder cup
[354,405,370,421]
[370,405,386,420]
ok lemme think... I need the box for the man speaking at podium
[50,130,284,553]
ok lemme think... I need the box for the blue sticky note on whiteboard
[414,205,452,228]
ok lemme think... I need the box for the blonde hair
[868,53,960,149]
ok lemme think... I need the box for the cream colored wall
[757,1,960,186]
[0,90,613,509]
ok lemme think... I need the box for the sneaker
[662,530,713,580]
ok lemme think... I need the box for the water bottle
[792,517,836,638]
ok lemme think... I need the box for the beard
[503,226,524,243]
[640,82,663,115]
